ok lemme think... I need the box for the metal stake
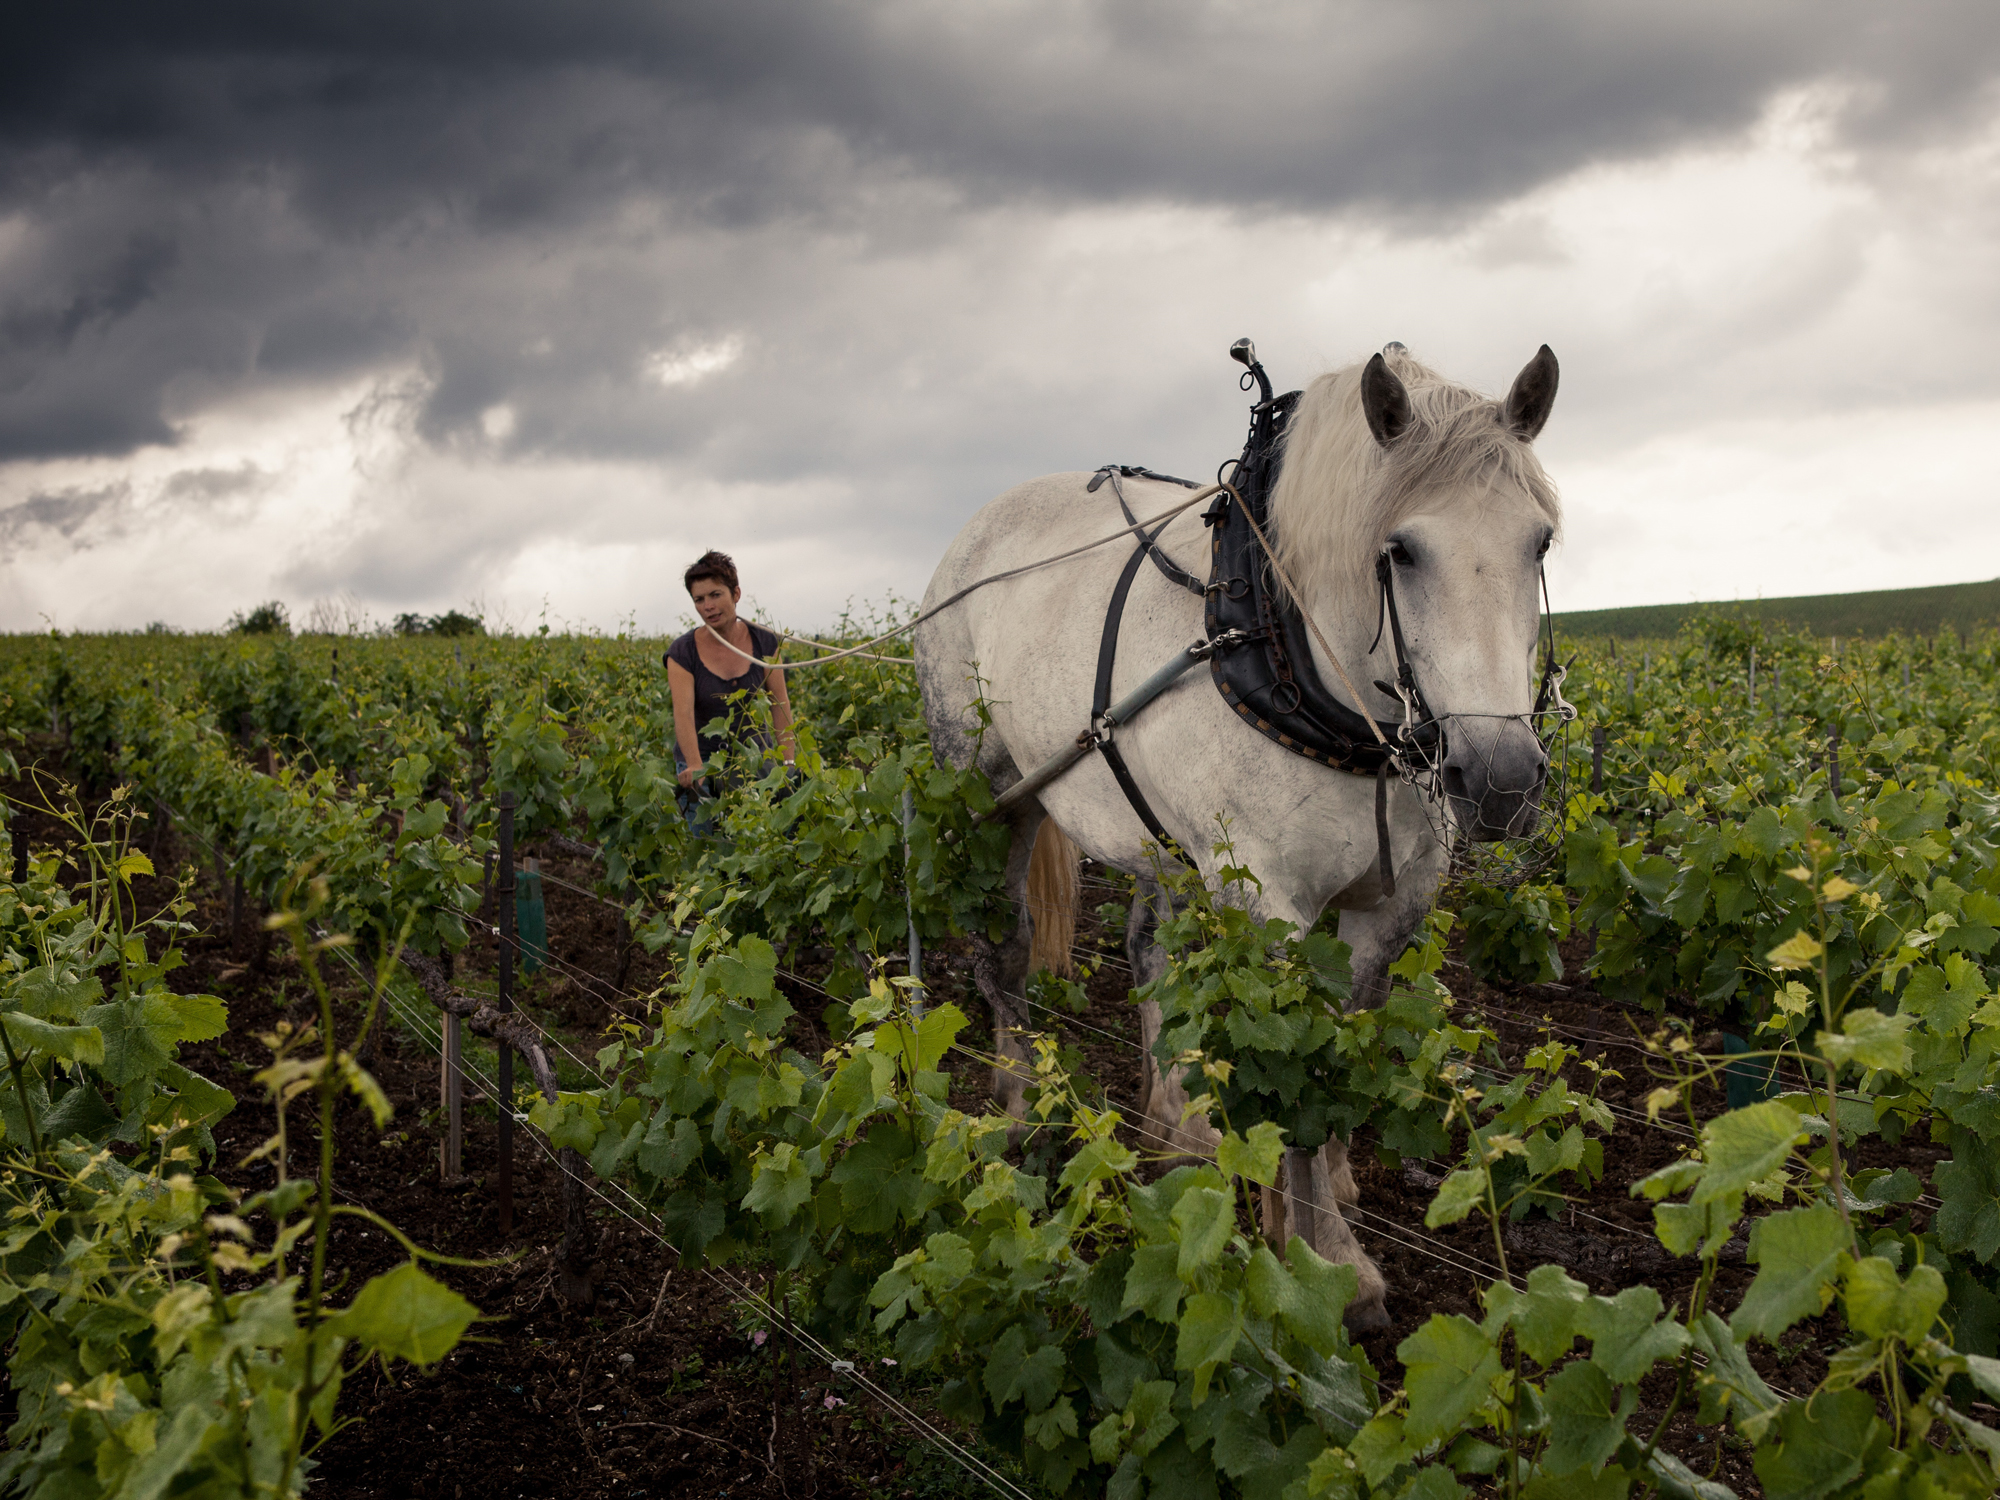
[1748,646,1757,712]
[1828,726,1841,803]
[1590,726,1605,795]
[10,823,25,884]
[902,787,922,1010]
[497,791,516,1234]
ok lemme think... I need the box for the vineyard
[6,613,2000,1499]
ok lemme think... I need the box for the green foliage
[19,618,2000,1495]
[1459,881,1570,987]
[228,600,291,636]
[0,798,481,1498]
[394,609,484,637]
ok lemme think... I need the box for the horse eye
[1535,535,1552,560]
[1388,540,1415,566]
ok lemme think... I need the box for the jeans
[673,746,721,839]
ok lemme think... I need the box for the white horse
[915,343,1562,1331]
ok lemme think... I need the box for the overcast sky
[3,3,1998,634]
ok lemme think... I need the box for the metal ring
[1270,680,1302,714]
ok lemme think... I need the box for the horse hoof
[1343,1296,1392,1336]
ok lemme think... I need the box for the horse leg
[1280,1146,1390,1333]
[1127,875,1221,1159]
[1337,833,1449,1009]
[1321,1137,1360,1206]
[1287,836,1444,1333]
[974,808,1046,1125]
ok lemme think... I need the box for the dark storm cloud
[1,0,1996,474]
[0,484,129,546]
[8,3,1998,220]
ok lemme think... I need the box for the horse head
[1276,342,1563,843]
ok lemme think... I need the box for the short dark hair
[683,549,739,595]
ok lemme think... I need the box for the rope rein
[695,482,1229,673]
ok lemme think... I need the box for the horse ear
[1503,345,1559,441]
[1361,353,1412,448]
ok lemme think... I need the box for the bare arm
[767,666,795,763]
[668,658,702,788]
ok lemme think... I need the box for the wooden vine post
[400,949,596,1305]
[1590,726,1605,795]
[10,823,25,883]
[497,791,517,1234]
[441,1000,464,1184]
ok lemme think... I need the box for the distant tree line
[219,601,485,638]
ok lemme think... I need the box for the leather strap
[1094,526,1186,859]
[1375,759,1397,898]
[1094,467,1204,597]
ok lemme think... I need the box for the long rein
[697,482,1394,765]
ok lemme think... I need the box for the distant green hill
[1555,578,2000,641]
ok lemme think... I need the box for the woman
[665,551,795,827]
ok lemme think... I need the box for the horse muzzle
[1438,717,1549,843]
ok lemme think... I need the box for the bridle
[1368,546,1576,782]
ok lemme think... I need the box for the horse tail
[1026,818,1080,979]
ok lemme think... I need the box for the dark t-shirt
[667,623,780,764]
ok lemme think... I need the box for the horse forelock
[1268,347,1563,620]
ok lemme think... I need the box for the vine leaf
[1841,1256,1946,1343]
[1750,1388,1880,1500]
[161,992,228,1044]
[1175,1290,1243,1405]
[11,964,103,1022]
[1123,1378,1179,1458]
[1580,1284,1688,1384]
[1484,1262,1589,1368]
[1688,1310,1781,1440]
[0,1013,104,1066]
[1730,1202,1848,1341]
[1244,1238,1355,1357]
[1399,1313,1502,1444]
[1172,1186,1235,1279]
[1424,1168,1488,1228]
[1122,1243,1184,1323]
[1934,1127,2000,1263]
[1541,1359,1637,1476]
[1818,1008,1913,1073]
[1694,1102,1804,1204]
[1215,1122,1285,1187]
[1900,955,1986,1037]
[1345,1414,1423,1487]
[743,1140,813,1223]
[333,1261,479,1369]
[1654,1195,1741,1258]
[984,1324,1065,1412]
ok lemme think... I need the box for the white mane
[1268,346,1562,620]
